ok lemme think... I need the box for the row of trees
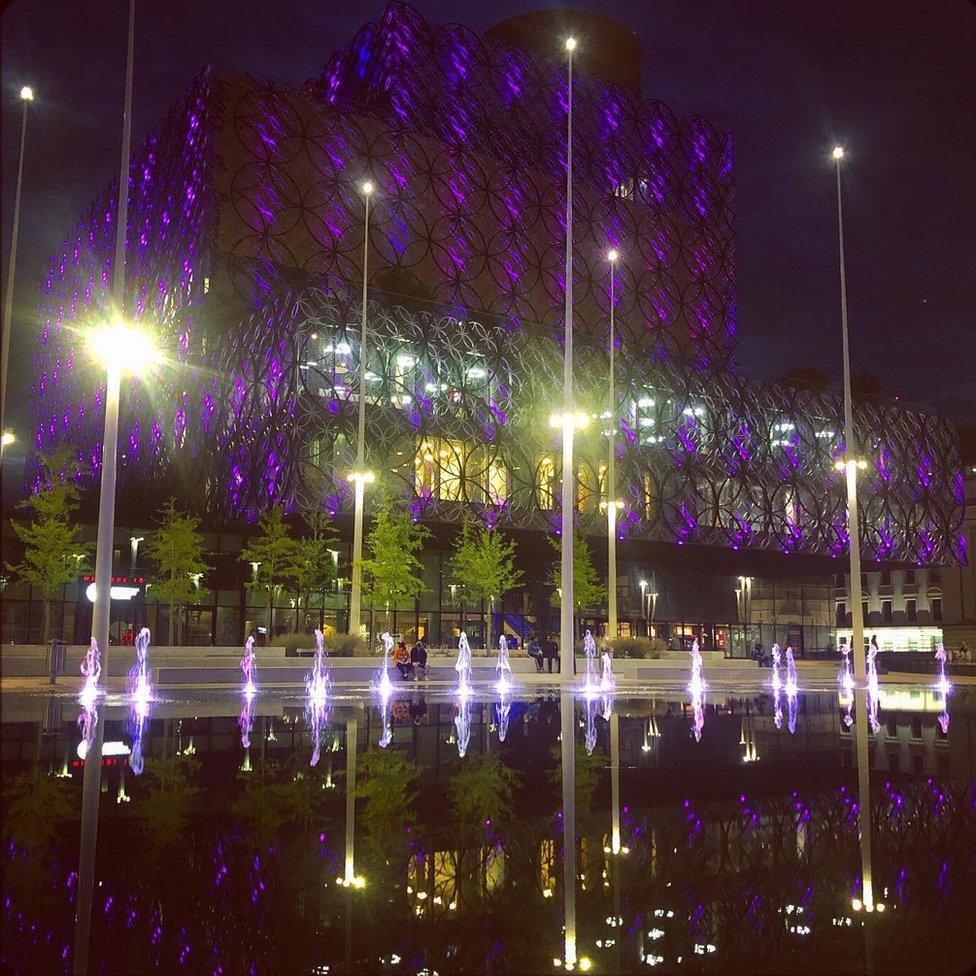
[6,451,607,646]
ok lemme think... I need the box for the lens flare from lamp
[89,319,161,373]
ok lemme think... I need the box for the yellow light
[550,411,588,429]
[832,146,845,160]
[857,459,868,470]
[579,958,592,972]
[852,898,863,911]
[607,248,619,263]
[347,470,375,484]
[834,460,846,471]
[565,37,577,52]
[362,180,374,196]
[1,430,15,447]
[88,318,161,373]
[876,902,885,913]
[352,875,366,889]
[20,86,34,102]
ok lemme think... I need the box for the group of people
[392,638,429,679]
[525,633,560,673]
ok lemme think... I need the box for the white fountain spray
[496,694,511,743]
[79,636,102,710]
[495,634,512,694]
[455,694,471,758]
[585,695,598,755]
[306,629,332,766]
[456,631,473,698]
[241,635,257,697]
[377,631,394,697]
[127,628,153,775]
[866,638,881,734]
[583,629,599,694]
[935,642,950,734]
[600,649,615,694]
[688,639,706,742]
[785,646,799,734]
[771,643,782,693]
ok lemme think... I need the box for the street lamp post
[604,249,621,642]
[347,180,375,639]
[558,35,578,673]
[832,146,868,688]
[0,84,35,459]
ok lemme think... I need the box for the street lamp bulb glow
[607,248,619,263]
[89,319,162,373]
[565,36,577,52]
[20,86,34,102]
[1,430,15,447]
[832,146,845,160]
[361,180,374,196]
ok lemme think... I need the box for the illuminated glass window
[539,838,555,894]
[537,455,556,510]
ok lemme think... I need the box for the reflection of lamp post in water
[560,690,577,969]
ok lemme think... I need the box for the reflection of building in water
[408,844,505,915]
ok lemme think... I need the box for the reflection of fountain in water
[866,640,881,734]
[305,629,332,766]
[935,643,951,734]
[378,690,393,748]
[376,632,394,698]
[688,640,706,742]
[584,695,598,755]
[77,638,102,758]
[495,634,512,695]
[127,628,153,775]
[784,646,799,734]
[771,644,783,730]
[496,693,511,743]
[838,641,855,727]
[583,630,599,693]
[454,694,471,757]
[456,631,473,697]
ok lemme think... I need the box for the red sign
[80,574,146,585]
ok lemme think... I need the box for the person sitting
[526,633,544,673]
[542,634,560,673]
[410,639,428,677]
[393,641,412,679]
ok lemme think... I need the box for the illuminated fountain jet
[935,643,951,734]
[688,640,706,742]
[306,629,333,766]
[583,629,599,694]
[771,643,782,693]
[495,634,512,695]
[584,694,598,755]
[378,690,393,749]
[496,693,511,743]
[376,632,394,698]
[241,635,257,697]
[456,631,473,698]
[600,649,615,694]
[77,637,103,758]
[127,628,154,775]
[866,639,881,734]
[838,640,855,727]
[785,646,799,734]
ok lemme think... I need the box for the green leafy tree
[145,498,211,645]
[6,449,91,643]
[360,501,430,639]
[451,522,523,650]
[548,530,606,638]
[355,749,419,860]
[449,753,520,840]
[291,511,338,632]
[240,507,299,639]
[136,754,201,852]
[2,769,74,852]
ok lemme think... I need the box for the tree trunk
[266,589,273,644]
[42,599,52,645]
[168,600,175,646]
[486,596,493,652]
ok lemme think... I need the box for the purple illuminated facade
[29,3,964,577]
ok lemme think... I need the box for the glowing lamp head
[607,248,619,263]
[89,318,161,373]
[565,36,577,52]
[832,146,845,160]
[1,430,15,447]
[361,180,374,196]
[20,86,34,102]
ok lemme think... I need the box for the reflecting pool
[2,682,974,974]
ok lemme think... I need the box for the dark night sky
[2,0,975,443]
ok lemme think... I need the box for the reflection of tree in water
[547,742,603,819]
[355,749,420,861]
[3,769,74,853]
[136,754,201,852]
[449,753,520,842]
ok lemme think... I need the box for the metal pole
[0,95,30,457]
[560,690,577,968]
[606,257,617,640]
[344,716,357,884]
[348,187,371,636]
[74,6,134,971]
[853,686,874,913]
[835,154,866,685]
[559,44,576,673]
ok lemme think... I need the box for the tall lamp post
[602,249,623,642]
[0,84,35,458]
[347,180,376,638]
[831,145,868,687]
[551,35,585,673]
